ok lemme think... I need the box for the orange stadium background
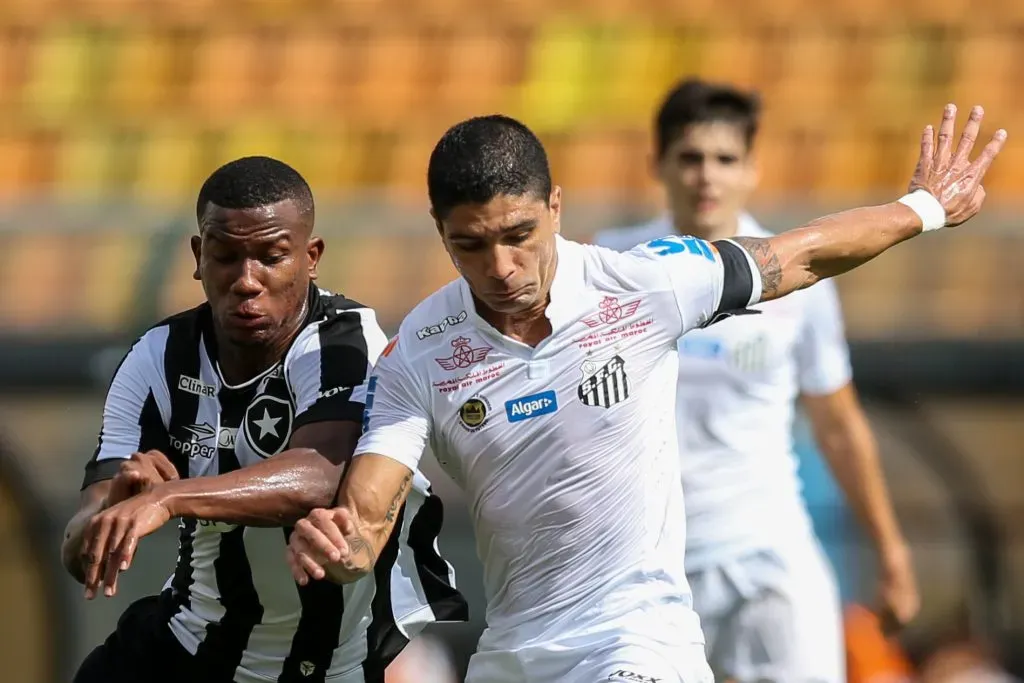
[0,2,1021,682]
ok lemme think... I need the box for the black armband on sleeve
[714,239,756,314]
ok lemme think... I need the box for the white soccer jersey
[355,234,762,669]
[595,216,853,568]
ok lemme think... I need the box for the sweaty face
[657,121,757,235]
[436,191,560,316]
[191,199,323,348]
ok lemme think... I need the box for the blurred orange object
[845,603,915,683]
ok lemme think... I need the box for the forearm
[160,448,342,527]
[817,415,908,558]
[322,461,414,583]
[739,202,923,301]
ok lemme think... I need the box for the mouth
[228,308,271,329]
[696,197,719,212]
[491,286,530,302]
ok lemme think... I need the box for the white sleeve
[794,280,854,396]
[288,308,389,429]
[624,234,761,335]
[352,335,431,471]
[82,332,170,489]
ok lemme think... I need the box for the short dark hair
[427,115,552,220]
[196,156,314,224]
[654,78,762,159]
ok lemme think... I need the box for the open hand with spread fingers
[909,104,1007,228]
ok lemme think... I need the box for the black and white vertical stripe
[81,285,467,683]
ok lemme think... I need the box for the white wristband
[897,189,946,232]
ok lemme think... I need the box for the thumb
[335,508,356,536]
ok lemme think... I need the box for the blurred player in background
[285,104,1003,683]
[594,78,921,682]
[61,156,467,683]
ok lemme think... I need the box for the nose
[230,259,263,297]
[486,245,517,282]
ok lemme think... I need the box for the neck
[476,296,552,348]
[673,213,742,243]
[215,301,308,385]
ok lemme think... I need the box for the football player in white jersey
[594,78,922,682]
[285,108,1005,683]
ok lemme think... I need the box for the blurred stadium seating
[0,3,1021,681]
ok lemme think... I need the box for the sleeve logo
[644,235,717,262]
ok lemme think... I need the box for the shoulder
[127,303,209,366]
[371,279,466,369]
[591,218,672,253]
[288,288,389,361]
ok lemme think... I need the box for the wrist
[151,479,186,518]
[897,189,946,232]
[878,538,912,572]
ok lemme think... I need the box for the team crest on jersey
[458,396,491,431]
[577,355,630,408]
[435,336,492,371]
[242,394,294,458]
[582,296,641,328]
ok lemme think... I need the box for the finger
[919,124,934,169]
[952,105,983,166]
[148,451,180,481]
[297,552,328,581]
[935,103,957,168]
[285,547,309,584]
[968,129,1008,178]
[295,519,343,563]
[103,517,132,596]
[82,518,111,599]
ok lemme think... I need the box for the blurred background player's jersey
[594,215,853,568]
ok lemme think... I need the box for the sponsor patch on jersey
[178,374,216,398]
[436,336,492,371]
[170,423,217,459]
[457,396,490,431]
[505,390,558,423]
[417,310,467,339]
[578,355,630,409]
[316,385,352,400]
[242,394,294,458]
[582,296,641,328]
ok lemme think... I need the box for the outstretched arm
[733,104,1006,302]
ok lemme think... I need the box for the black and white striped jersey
[81,284,468,683]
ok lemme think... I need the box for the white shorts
[687,540,845,683]
[467,633,713,683]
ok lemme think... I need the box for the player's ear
[190,235,202,281]
[549,186,562,234]
[306,236,324,280]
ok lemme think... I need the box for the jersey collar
[458,234,586,340]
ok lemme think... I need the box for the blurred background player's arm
[796,279,920,628]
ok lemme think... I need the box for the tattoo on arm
[732,237,783,299]
[344,532,379,571]
[384,472,413,524]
